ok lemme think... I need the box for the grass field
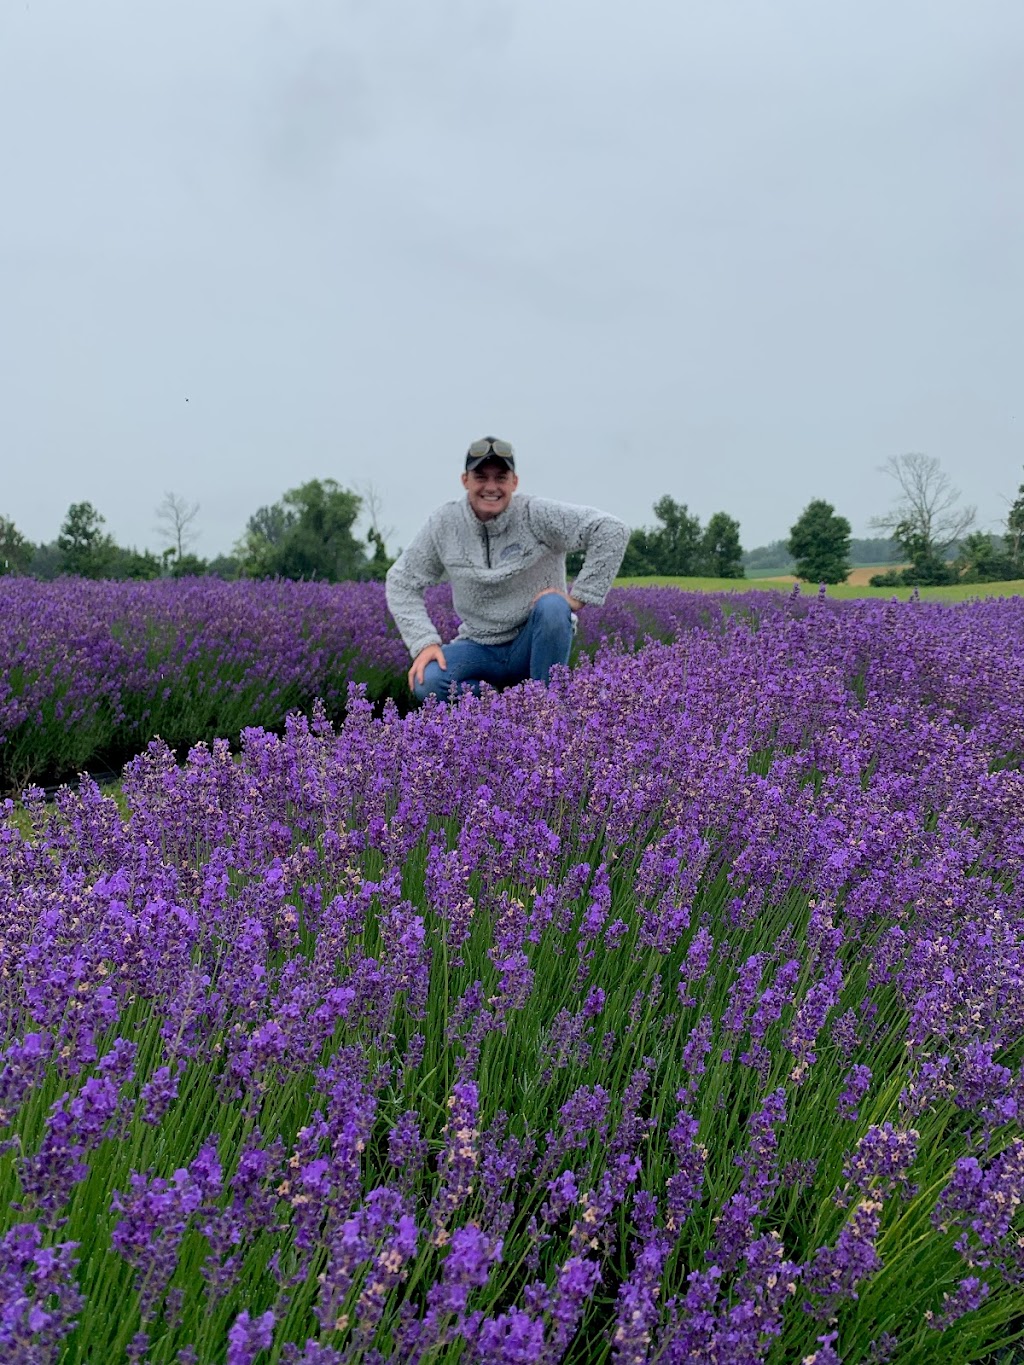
[616,574,1024,601]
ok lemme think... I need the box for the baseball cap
[465,436,516,472]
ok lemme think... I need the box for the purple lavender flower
[0,1222,83,1359]
[226,1308,275,1365]
[837,1064,872,1121]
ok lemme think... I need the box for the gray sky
[2,0,1021,559]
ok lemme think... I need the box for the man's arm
[385,519,447,657]
[526,498,630,604]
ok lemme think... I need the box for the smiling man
[385,436,629,703]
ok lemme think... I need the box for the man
[385,436,629,703]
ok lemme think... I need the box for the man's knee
[413,664,478,705]
[413,662,447,704]
[532,593,572,627]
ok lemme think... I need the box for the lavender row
[2,575,1022,793]
[2,595,1024,1360]
[0,577,725,790]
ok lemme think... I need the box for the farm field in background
[743,566,908,586]
[3,592,1024,1362]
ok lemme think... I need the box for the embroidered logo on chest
[498,542,523,562]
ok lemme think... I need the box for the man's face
[461,459,519,521]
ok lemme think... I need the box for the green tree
[617,528,661,577]
[57,502,116,578]
[207,554,240,581]
[168,552,209,579]
[955,531,1011,584]
[107,545,163,580]
[237,479,369,581]
[362,528,393,582]
[0,515,32,575]
[648,495,703,576]
[743,539,794,573]
[1006,470,1024,575]
[699,511,745,579]
[787,499,852,584]
[28,542,63,580]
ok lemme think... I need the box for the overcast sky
[1,0,1021,559]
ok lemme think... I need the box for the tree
[236,479,369,581]
[700,512,745,579]
[363,528,393,581]
[28,542,64,581]
[648,496,703,576]
[955,531,1011,584]
[206,554,240,581]
[106,545,163,580]
[57,502,116,578]
[155,491,200,560]
[616,528,660,577]
[743,539,794,573]
[355,481,396,581]
[1005,469,1024,575]
[869,453,974,583]
[787,499,852,584]
[0,515,32,575]
[167,552,209,579]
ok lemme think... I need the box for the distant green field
[614,575,1024,601]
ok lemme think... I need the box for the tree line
[1,455,1021,586]
[0,481,392,584]
[784,455,1024,585]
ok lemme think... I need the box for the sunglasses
[466,436,515,466]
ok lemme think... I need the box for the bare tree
[354,480,397,581]
[155,491,200,558]
[354,481,395,546]
[870,453,975,562]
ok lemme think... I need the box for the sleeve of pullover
[526,498,630,604]
[385,517,446,658]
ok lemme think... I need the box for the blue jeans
[413,592,575,704]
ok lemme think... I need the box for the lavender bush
[2,591,1024,1361]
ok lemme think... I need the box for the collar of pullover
[462,494,516,535]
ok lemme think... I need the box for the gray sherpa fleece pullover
[385,494,630,658]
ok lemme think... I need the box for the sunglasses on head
[466,437,515,463]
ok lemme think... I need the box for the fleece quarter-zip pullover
[385,494,630,658]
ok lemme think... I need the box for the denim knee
[532,593,572,628]
[414,664,480,705]
[413,663,447,704]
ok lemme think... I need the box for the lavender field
[3,586,1024,1362]
[0,578,717,792]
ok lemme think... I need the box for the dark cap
[465,436,516,472]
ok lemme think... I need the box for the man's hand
[408,643,447,692]
[531,587,584,612]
